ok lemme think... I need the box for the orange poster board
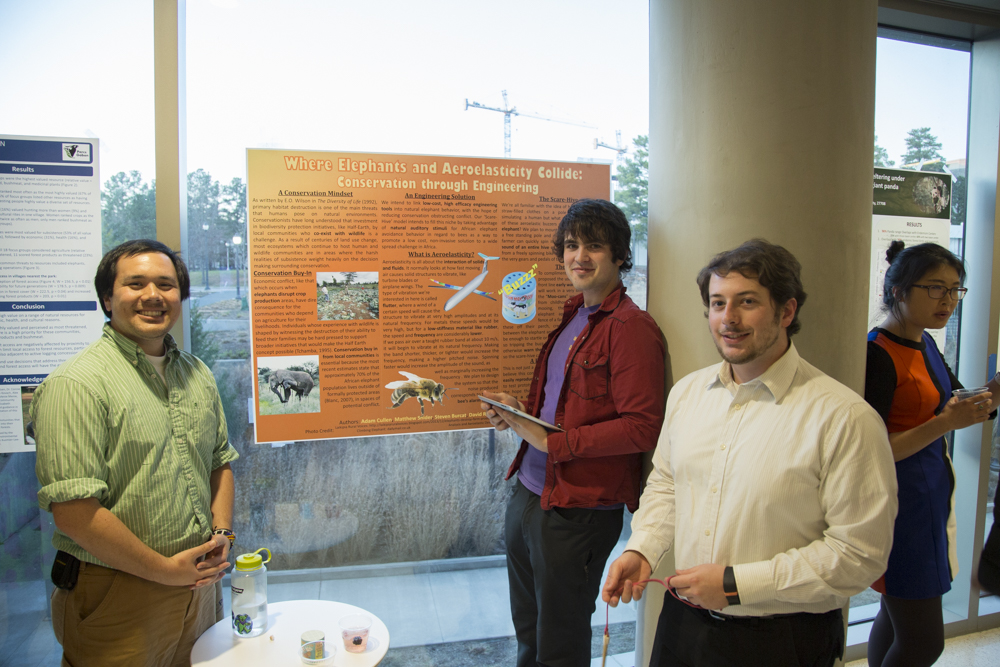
[247,149,610,443]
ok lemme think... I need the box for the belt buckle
[708,609,727,621]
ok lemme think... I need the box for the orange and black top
[865,327,956,598]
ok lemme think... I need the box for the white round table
[191,599,390,666]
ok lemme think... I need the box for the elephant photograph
[269,369,314,403]
[257,354,321,415]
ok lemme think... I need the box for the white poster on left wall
[0,135,105,452]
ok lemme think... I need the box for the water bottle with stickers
[231,547,271,638]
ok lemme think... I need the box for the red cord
[636,576,703,609]
[605,575,703,637]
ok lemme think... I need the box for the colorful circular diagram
[502,271,536,324]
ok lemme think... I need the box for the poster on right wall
[869,167,952,349]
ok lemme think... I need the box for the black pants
[505,481,623,667]
[649,589,844,667]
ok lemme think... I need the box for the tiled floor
[591,650,636,666]
[595,628,1000,667]
[846,627,1000,667]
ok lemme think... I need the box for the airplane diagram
[430,252,500,311]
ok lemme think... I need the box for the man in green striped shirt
[32,239,239,667]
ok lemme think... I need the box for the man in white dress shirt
[602,238,898,666]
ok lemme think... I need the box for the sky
[0,2,972,186]
[0,0,648,185]
[874,37,971,166]
[0,1,156,180]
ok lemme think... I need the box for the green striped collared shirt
[32,324,239,566]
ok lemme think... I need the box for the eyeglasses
[911,284,968,301]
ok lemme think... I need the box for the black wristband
[723,566,741,605]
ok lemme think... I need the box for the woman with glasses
[865,240,999,667]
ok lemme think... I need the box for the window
[184,0,649,659]
[0,1,157,251]
[0,0,155,657]
[851,30,972,628]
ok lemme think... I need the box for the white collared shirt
[627,342,898,616]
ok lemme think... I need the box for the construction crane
[594,130,629,188]
[594,130,627,160]
[465,90,594,158]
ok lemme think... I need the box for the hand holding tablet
[478,395,564,432]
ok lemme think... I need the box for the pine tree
[614,135,648,248]
[901,127,944,167]
[874,136,894,168]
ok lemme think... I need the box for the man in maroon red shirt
[481,199,667,667]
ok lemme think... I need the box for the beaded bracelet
[212,528,236,545]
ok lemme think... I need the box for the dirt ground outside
[318,285,379,320]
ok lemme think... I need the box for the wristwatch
[212,528,236,545]
[723,566,741,605]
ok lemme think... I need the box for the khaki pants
[51,562,216,667]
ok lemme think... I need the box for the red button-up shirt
[505,283,668,511]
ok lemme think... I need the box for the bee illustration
[385,371,449,415]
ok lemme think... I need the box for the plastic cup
[953,386,990,401]
[339,614,372,653]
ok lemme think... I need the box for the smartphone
[51,550,80,590]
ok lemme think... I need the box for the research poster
[0,135,104,452]
[869,167,952,348]
[247,149,610,443]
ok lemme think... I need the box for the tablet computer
[477,395,565,432]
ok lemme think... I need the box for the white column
[154,0,189,349]
[643,1,878,664]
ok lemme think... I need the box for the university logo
[61,143,92,162]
